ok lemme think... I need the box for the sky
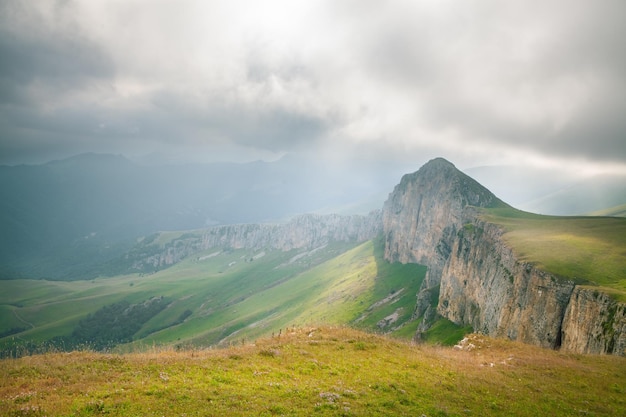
[1,0,626,176]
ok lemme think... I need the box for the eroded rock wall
[561,287,626,355]
[128,211,383,271]
[438,216,576,350]
[382,158,508,326]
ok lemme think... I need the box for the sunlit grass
[483,208,626,301]
[1,326,624,416]
[1,239,428,354]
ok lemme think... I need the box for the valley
[0,238,432,356]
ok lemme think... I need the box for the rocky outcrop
[383,158,507,265]
[199,211,382,252]
[127,211,382,271]
[561,287,626,355]
[382,157,626,355]
[382,158,509,324]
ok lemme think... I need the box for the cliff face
[561,287,626,355]
[383,158,506,265]
[127,211,382,271]
[382,158,508,322]
[438,216,575,350]
[382,158,626,355]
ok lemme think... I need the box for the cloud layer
[1,0,625,173]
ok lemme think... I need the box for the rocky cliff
[382,158,509,330]
[126,211,382,271]
[561,287,626,355]
[437,215,575,350]
[382,158,626,355]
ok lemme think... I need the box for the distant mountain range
[0,153,394,279]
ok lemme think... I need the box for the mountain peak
[423,157,456,168]
[383,158,508,265]
[395,158,509,210]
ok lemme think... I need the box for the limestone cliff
[382,158,626,355]
[382,158,508,323]
[561,287,626,355]
[383,158,507,265]
[438,215,575,350]
[126,211,382,271]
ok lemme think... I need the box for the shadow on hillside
[357,235,427,335]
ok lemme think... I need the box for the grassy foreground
[2,326,625,417]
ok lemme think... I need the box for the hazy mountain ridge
[122,211,383,273]
[588,203,626,217]
[0,153,394,279]
[382,158,626,355]
[2,153,623,279]
[465,165,626,215]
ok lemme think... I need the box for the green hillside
[0,238,432,356]
[483,208,626,301]
[588,203,626,217]
[2,326,625,416]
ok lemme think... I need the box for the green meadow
[1,238,431,355]
[483,208,626,301]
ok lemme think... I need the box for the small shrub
[259,349,279,357]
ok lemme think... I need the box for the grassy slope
[483,208,626,301]
[588,203,626,217]
[0,238,430,353]
[1,326,625,417]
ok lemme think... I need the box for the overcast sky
[1,0,625,175]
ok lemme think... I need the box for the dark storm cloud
[0,1,114,99]
[0,28,113,89]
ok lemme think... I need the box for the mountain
[383,158,509,266]
[520,174,626,215]
[2,156,625,357]
[115,212,382,274]
[382,158,626,355]
[0,153,394,279]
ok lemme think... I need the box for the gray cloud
[0,0,625,173]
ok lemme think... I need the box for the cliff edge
[383,158,626,355]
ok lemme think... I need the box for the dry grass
[1,327,625,416]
